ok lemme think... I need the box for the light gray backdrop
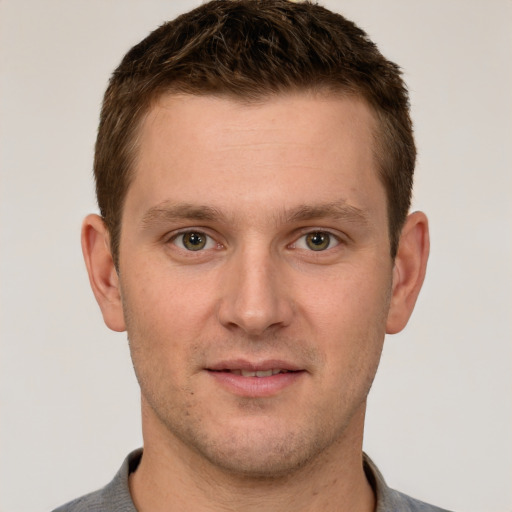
[1,1,511,511]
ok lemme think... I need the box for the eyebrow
[141,202,226,228]
[283,202,369,225]
[140,200,370,229]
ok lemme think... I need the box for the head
[94,0,415,268]
[83,0,429,485]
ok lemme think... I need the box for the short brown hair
[95,0,415,265]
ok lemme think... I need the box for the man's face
[117,92,394,476]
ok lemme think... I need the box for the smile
[207,364,303,397]
[219,369,292,377]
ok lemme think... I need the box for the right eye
[172,231,216,251]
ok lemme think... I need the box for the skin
[82,92,429,512]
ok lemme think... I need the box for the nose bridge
[218,240,292,335]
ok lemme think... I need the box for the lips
[207,359,302,374]
[216,369,292,377]
[206,360,304,397]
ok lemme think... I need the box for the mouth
[206,361,304,397]
[211,369,295,377]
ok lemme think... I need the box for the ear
[81,214,126,332]
[386,211,430,334]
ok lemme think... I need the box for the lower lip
[207,370,304,397]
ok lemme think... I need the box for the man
[54,1,448,510]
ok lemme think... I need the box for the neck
[129,404,375,512]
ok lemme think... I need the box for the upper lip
[206,359,303,372]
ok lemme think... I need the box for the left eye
[295,231,339,251]
[172,231,216,251]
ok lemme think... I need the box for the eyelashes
[172,231,217,251]
[169,229,341,253]
[291,231,340,252]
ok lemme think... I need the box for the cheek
[123,284,206,422]
[300,264,392,331]
[298,265,391,373]
[120,260,224,386]
[122,261,217,332]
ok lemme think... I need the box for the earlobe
[386,211,430,334]
[81,214,126,332]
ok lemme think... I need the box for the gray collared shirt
[52,449,452,512]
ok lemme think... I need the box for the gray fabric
[363,455,452,512]
[52,450,140,512]
[52,449,452,512]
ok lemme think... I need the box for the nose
[217,245,294,337]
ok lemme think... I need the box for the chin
[178,415,342,480]
[200,434,317,479]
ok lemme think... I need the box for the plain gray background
[1,1,511,511]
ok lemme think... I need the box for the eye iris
[183,232,206,251]
[306,232,330,251]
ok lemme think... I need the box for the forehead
[126,91,384,224]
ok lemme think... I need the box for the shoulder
[388,488,453,512]
[363,453,453,512]
[52,488,106,512]
[51,449,141,512]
